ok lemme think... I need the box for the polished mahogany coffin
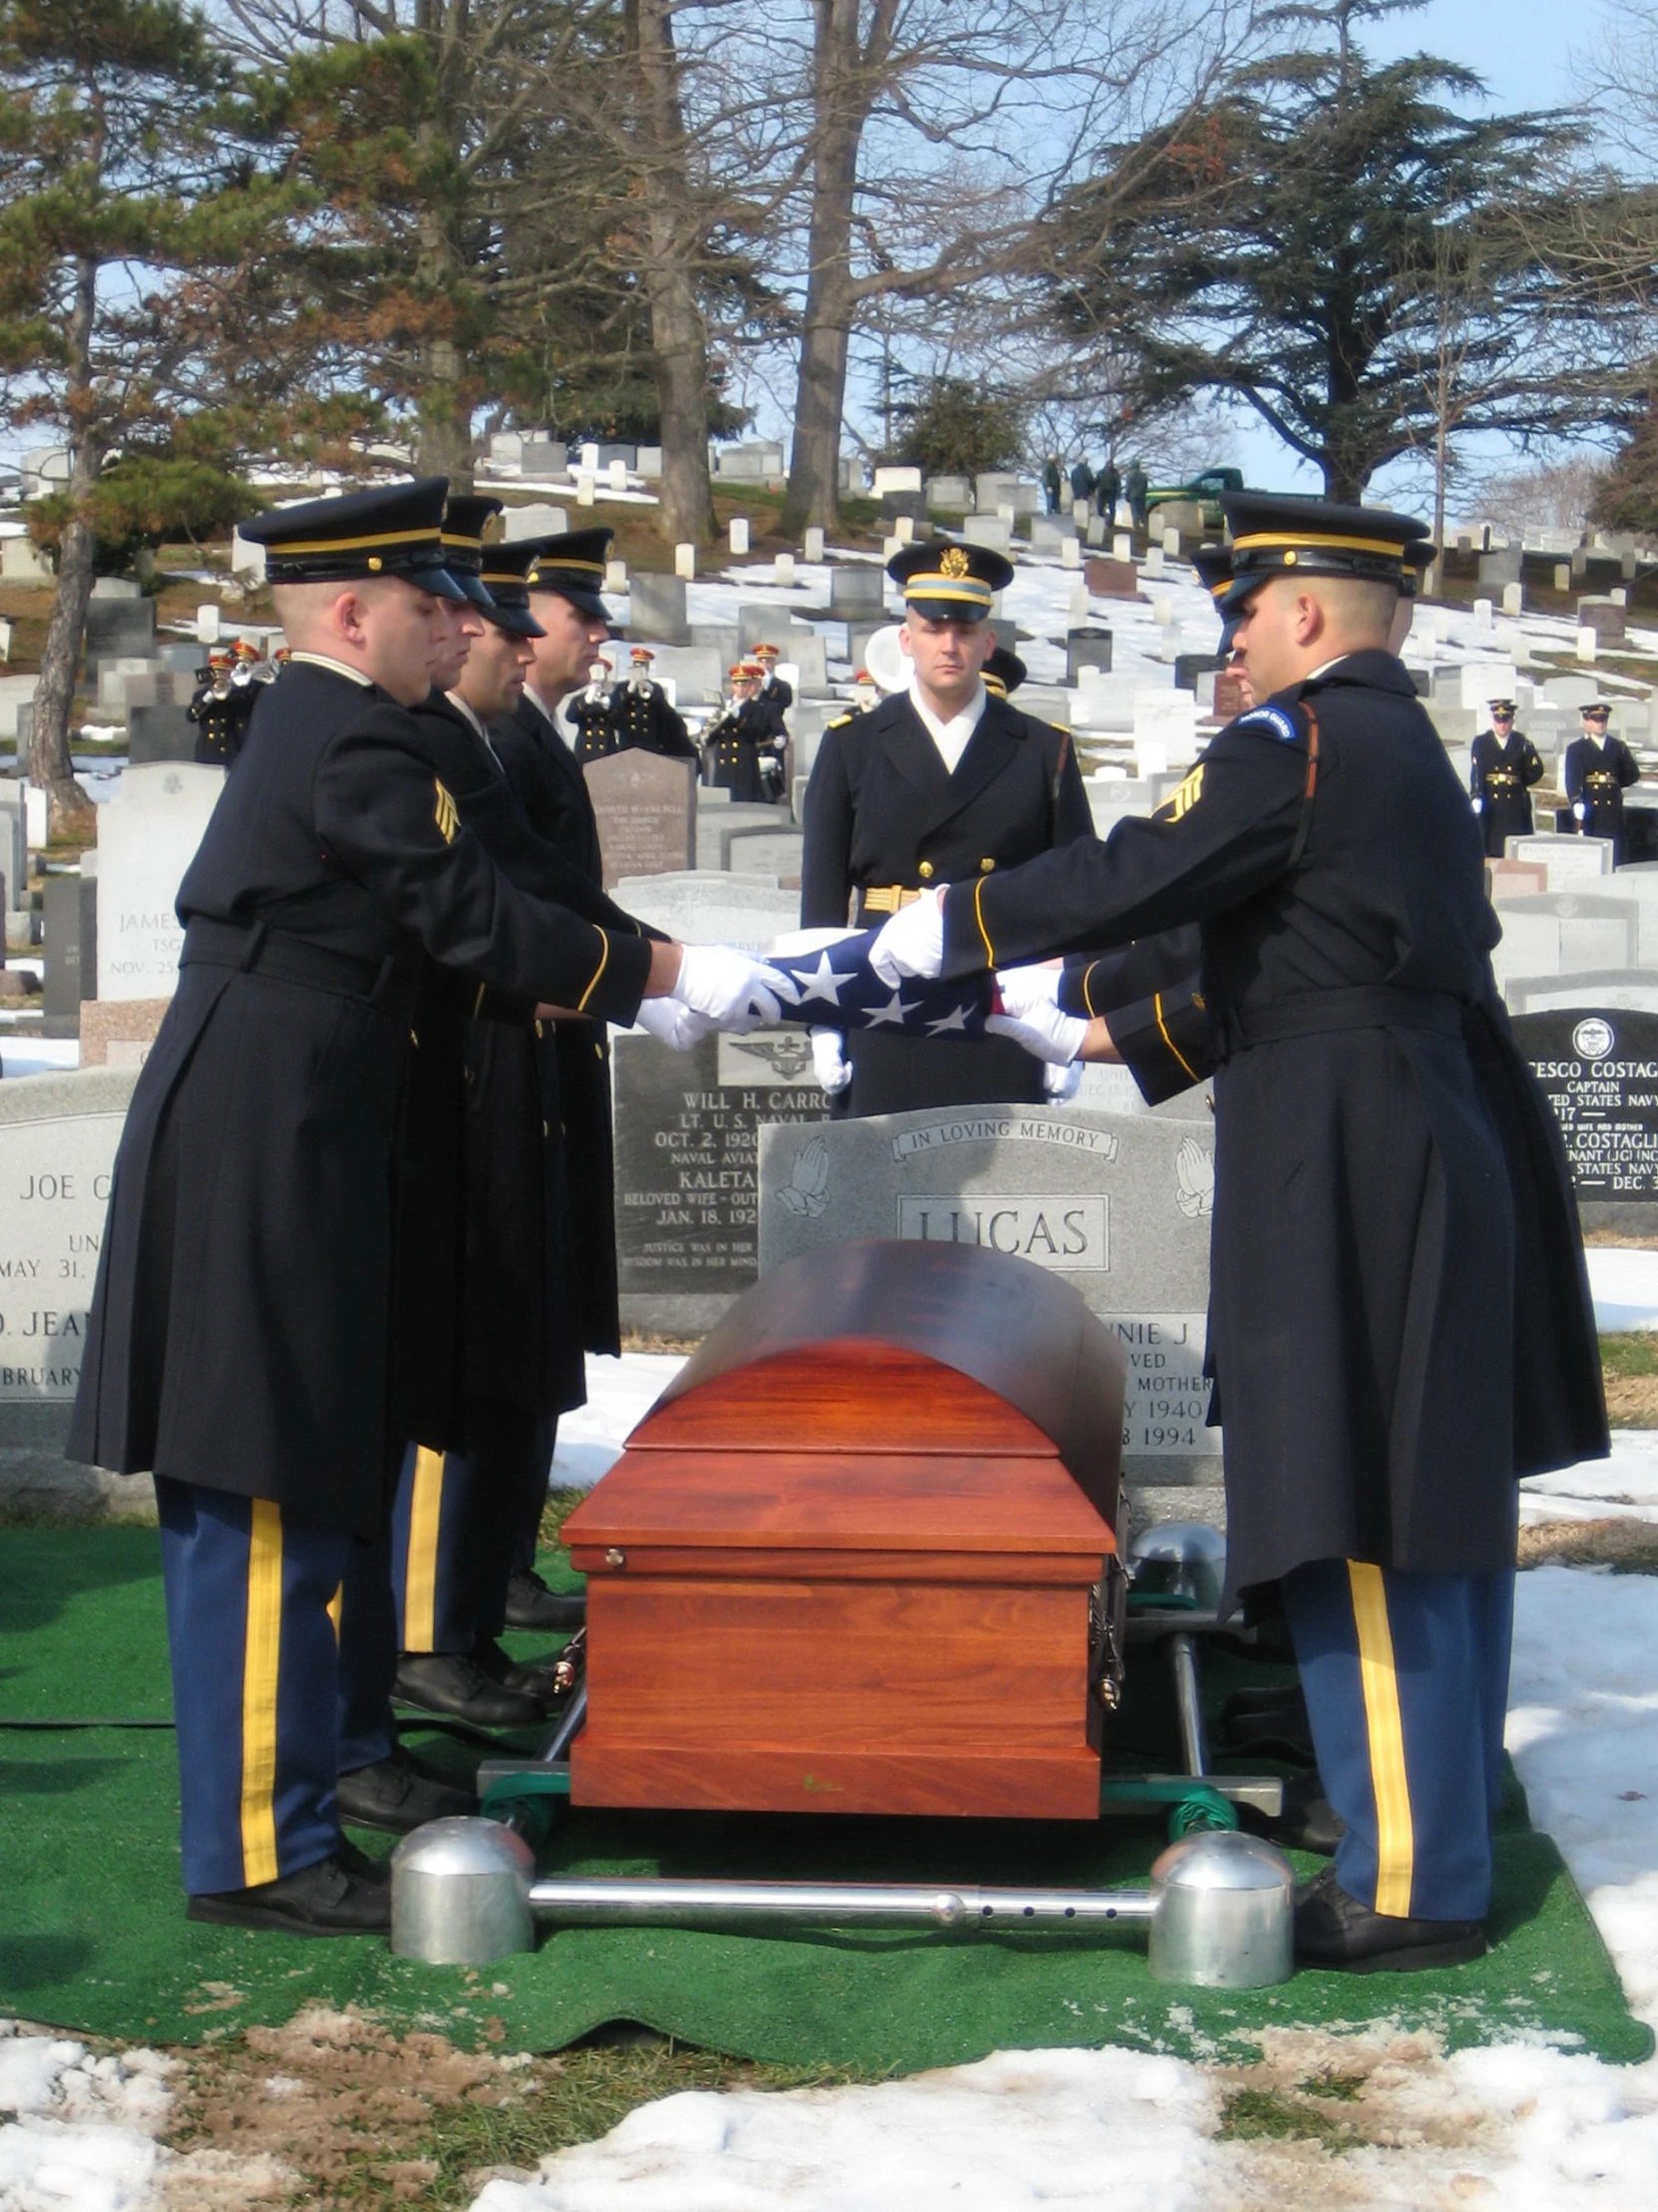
[563,1239,1126,1820]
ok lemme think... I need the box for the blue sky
[1226,0,1611,503]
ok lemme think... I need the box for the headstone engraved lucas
[612,1028,828,1331]
[0,1070,138,1401]
[584,750,696,889]
[1512,1009,1658,1215]
[757,1104,1218,1494]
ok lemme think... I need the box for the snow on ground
[0,2028,172,2212]
[1587,1248,1658,1336]
[0,1034,79,1080]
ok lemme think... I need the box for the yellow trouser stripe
[1348,1560,1415,1918]
[239,1501,284,1890]
[326,1581,343,1639]
[1153,992,1199,1082]
[404,1448,447,1652]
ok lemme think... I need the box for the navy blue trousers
[1282,1556,1515,1924]
[156,1478,352,1896]
[390,1403,556,1650]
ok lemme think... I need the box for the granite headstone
[1512,1007,1658,1226]
[584,749,696,888]
[95,762,224,1001]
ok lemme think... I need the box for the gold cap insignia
[940,547,971,579]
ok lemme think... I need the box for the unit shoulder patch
[1235,704,1303,746]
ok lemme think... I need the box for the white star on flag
[792,950,856,1007]
[862,989,919,1029]
[925,1003,972,1036]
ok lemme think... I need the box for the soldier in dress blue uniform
[607,646,696,762]
[869,491,1607,1972]
[568,662,618,762]
[187,649,240,765]
[799,538,1091,1114]
[488,529,645,1633]
[1469,701,1545,858]
[751,643,794,723]
[66,480,789,1935]
[705,662,784,799]
[1564,702,1639,858]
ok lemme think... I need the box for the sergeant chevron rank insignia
[433,780,460,842]
[1157,765,1205,821]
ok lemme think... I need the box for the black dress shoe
[337,1746,478,1833]
[394,1651,544,1728]
[1269,1771,1347,1857]
[187,1851,391,1936]
[1294,1865,1486,1973]
[505,1570,587,1632]
[473,1636,565,1714]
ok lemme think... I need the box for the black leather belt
[1224,986,1465,1057]
[182,917,420,1019]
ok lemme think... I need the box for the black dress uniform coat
[705,695,783,801]
[937,653,1606,1594]
[188,679,253,768]
[405,695,658,1424]
[68,663,652,1539]
[569,688,617,765]
[1469,728,1544,857]
[801,687,1093,1114]
[756,670,794,717]
[610,678,696,761]
[491,688,630,1356]
[1564,733,1639,856]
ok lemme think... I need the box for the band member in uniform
[568,661,617,762]
[705,662,784,800]
[1564,701,1639,858]
[188,648,240,765]
[870,491,1606,1972]
[607,645,696,762]
[751,643,794,720]
[799,539,1090,1114]
[67,480,790,1935]
[1469,701,1544,858]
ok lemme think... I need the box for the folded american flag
[764,928,997,1037]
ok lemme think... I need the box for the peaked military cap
[238,477,467,602]
[1191,543,1244,651]
[522,527,614,620]
[888,538,1014,622]
[1218,492,1426,614]
[1401,534,1438,598]
[440,493,506,613]
[1581,701,1614,719]
[475,537,547,639]
[983,645,1028,698]
[1488,698,1517,714]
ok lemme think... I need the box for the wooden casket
[563,1239,1126,1821]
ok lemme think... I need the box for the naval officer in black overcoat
[799,539,1091,1114]
[66,482,788,1937]
[1469,700,1544,857]
[1563,701,1639,858]
[870,492,1607,1973]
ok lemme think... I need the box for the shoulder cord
[1286,704,1322,870]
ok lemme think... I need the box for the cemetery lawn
[1599,1332,1658,1425]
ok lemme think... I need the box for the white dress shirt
[289,651,372,686]
[907,677,988,775]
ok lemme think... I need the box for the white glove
[985,1002,1089,1066]
[1043,1059,1083,1100]
[1470,796,1483,813]
[634,996,715,1051]
[1574,801,1588,821]
[810,1027,852,1094]
[671,944,796,1033]
[869,888,946,984]
[995,962,1064,1019]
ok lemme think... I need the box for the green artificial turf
[0,1528,1649,2068]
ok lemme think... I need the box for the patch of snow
[1586,1249,1658,1336]
[554,1354,684,1489]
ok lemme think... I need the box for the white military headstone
[95,762,224,1001]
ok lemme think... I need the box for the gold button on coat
[918,860,935,880]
